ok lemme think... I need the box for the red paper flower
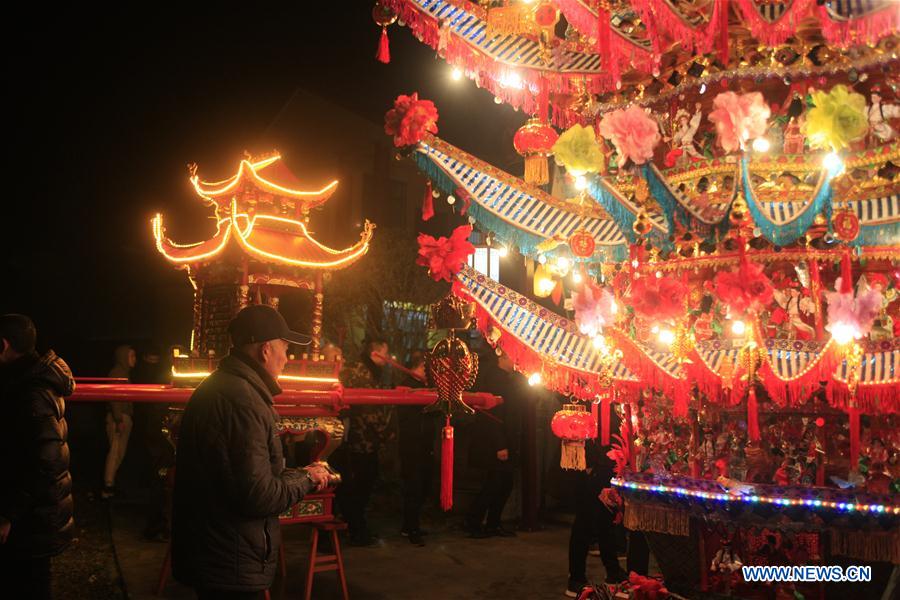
[628,275,686,321]
[416,225,474,282]
[384,93,439,147]
[628,573,669,600]
[714,261,774,314]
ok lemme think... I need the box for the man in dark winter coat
[466,349,520,538]
[0,314,75,600]
[172,305,332,600]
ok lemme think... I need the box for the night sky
[5,5,524,373]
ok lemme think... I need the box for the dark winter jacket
[470,362,519,469]
[0,351,75,558]
[172,350,315,592]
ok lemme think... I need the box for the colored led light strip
[610,478,900,515]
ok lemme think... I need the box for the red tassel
[747,385,760,442]
[717,0,730,66]
[600,391,611,446]
[456,187,471,215]
[376,26,390,64]
[422,181,434,221]
[840,248,853,294]
[673,384,689,419]
[596,7,620,87]
[440,417,454,511]
[848,407,860,470]
[624,403,636,470]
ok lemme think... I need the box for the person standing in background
[337,338,395,546]
[102,344,135,498]
[131,343,174,541]
[397,351,434,546]
[466,349,519,538]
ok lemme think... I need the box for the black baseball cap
[228,304,312,346]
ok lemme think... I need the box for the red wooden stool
[302,520,349,600]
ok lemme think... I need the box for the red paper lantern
[551,403,595,470]
[832,209,860,242]
[513,118,558,185]
[568,229,596,258]
[533,3,559,28]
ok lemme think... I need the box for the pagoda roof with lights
[153,155,374,271]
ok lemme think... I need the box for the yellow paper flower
[552,124,604,175]
[803,85,868,151]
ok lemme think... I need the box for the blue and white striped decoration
[824,0,896,20]
[456,266,638,381]
[836,193,900,226]
[416,141,628,260]
[410,0,644,73]
[835,349,898,384]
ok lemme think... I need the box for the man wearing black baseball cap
[172,304,332,599]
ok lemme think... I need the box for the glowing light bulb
[831,323,858,345]
[592,335,608,351]
[823,152,844,178]
[655,270,663,278]
[528,372,542,386]
[494,96,502,104]
[538,254,547,264]
[572,271,583,284]
[500,71,523,89]
[631,259,640,269]
[497,246,508,258]
[610,301,618,314]
[699,83,707,94]
[574,174,588,190]
[557,257,570,271]
[752,138,770,153]
[451,67,463,81]
[447,194,456,205]
[658,329,675,345]
[731,320,746,336]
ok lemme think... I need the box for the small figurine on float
[770,272,816,340]
[668,103,704,166]
[867,84,900,144]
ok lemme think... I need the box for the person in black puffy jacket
[172,305,333,599]
[0,314,75,600]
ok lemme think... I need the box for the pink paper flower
[572,280,617,337]
[825,278,884,341]
[598,105,661,166]
[708,91,770,153]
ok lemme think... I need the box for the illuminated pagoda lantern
[152,153,375,386]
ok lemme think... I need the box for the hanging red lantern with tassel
[373,1,397,64]
[425,295,479,510]
[513,118,558,185]
[551,403,596,470]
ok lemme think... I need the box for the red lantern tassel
[747,385,760,442]
[600,392,611,446]
[840,247,854,294]
[440,417,454,511]
[422,181,434,221]
[717,0,730,66]
[596,7,620,87]
[849,407,860,470]
[376,26,390,64]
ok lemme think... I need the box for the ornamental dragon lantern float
[152,153,375,386]
[382,0,900,594]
